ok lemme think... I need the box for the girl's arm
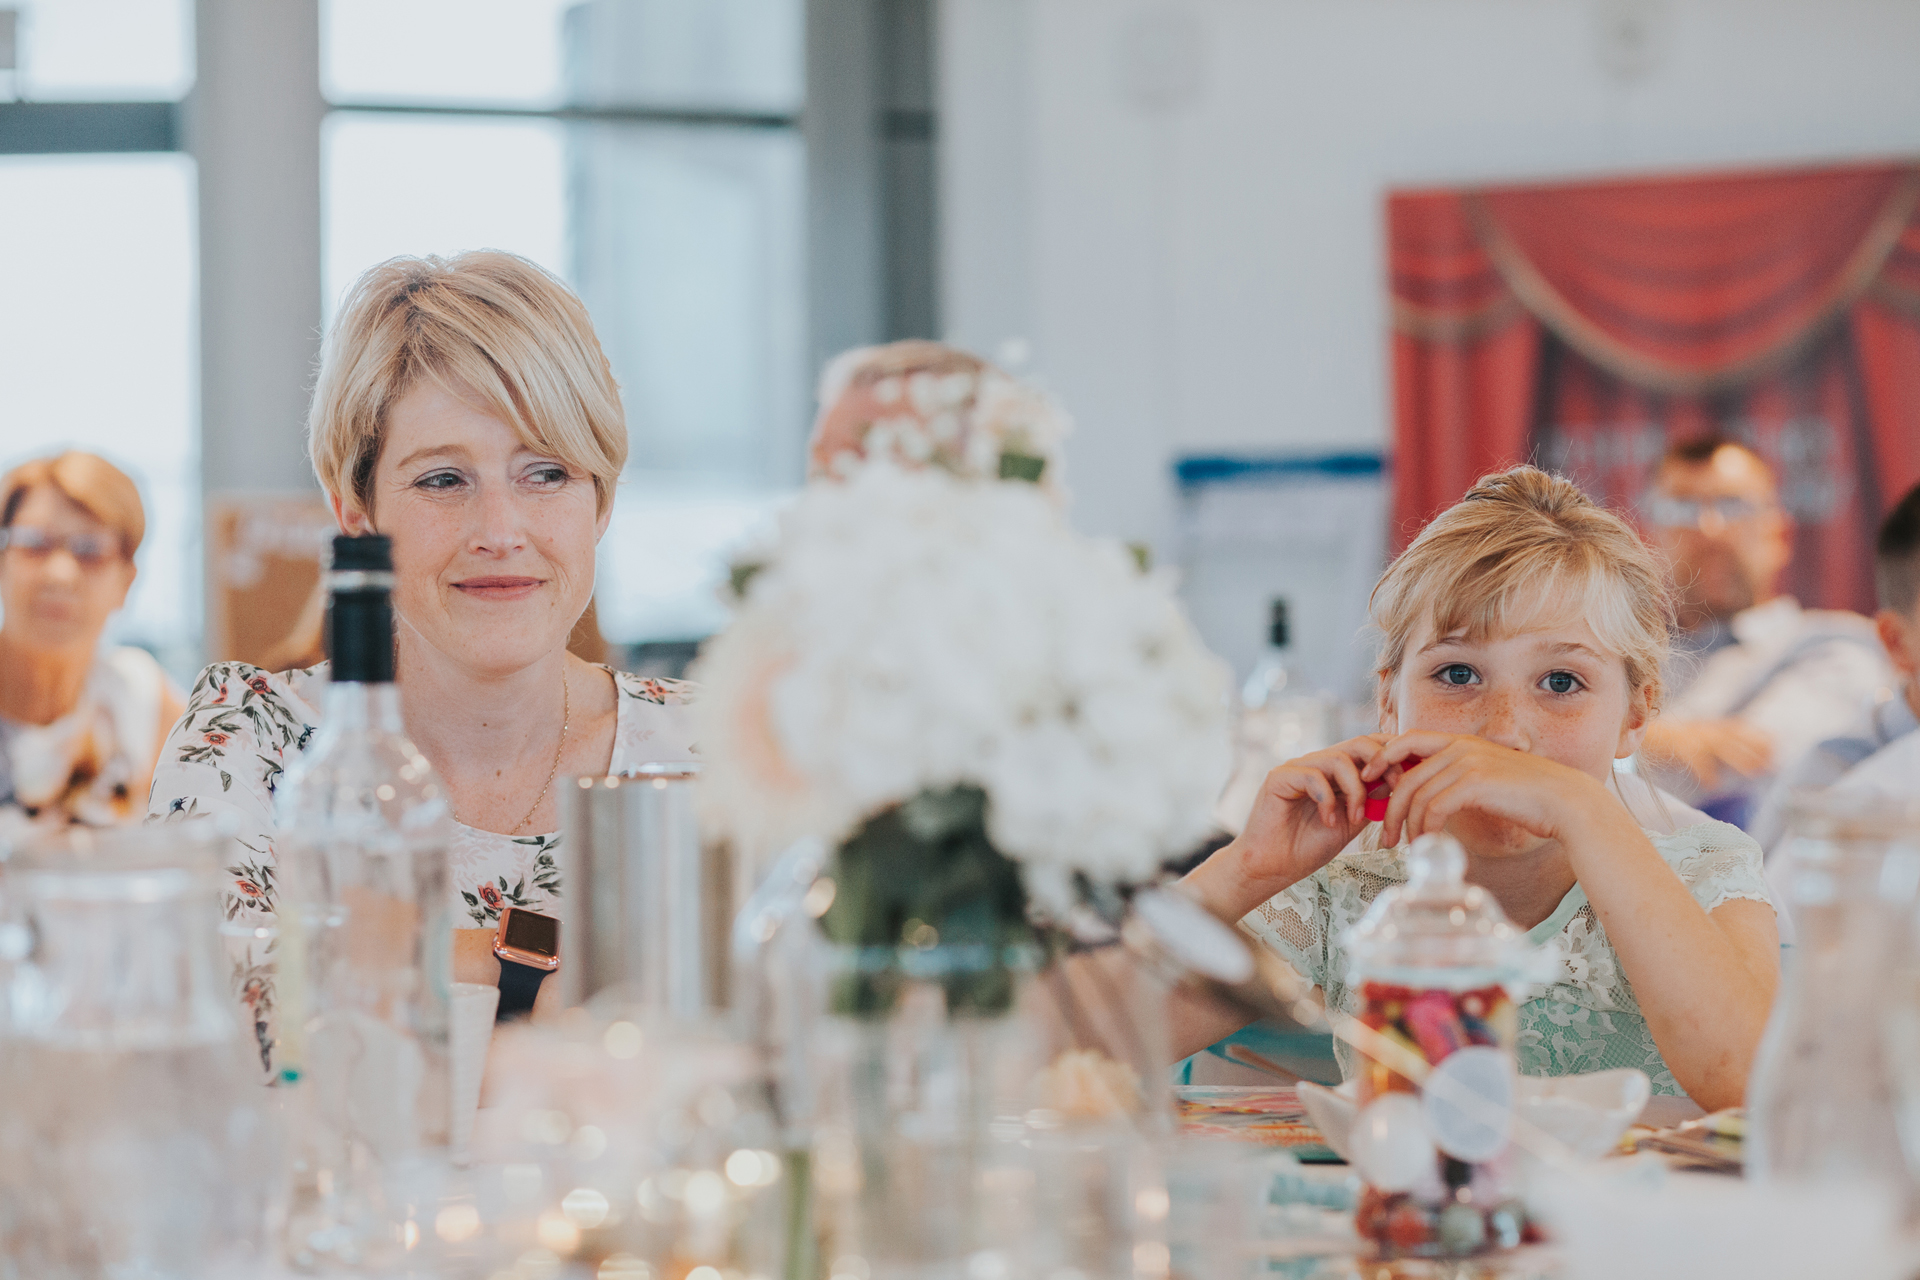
[1557,799,1777,1110]
[1173,735,1393,1059]
[1372,736,1778,1110]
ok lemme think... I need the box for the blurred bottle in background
[1214,599,1336,834]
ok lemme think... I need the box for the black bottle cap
[1268,598,1290,650]
[332,534,392,572]
[327,534,395,683]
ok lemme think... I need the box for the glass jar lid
[1340,833,1532,989]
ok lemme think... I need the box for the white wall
[939,0,1920,554]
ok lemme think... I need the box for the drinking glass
[0,823,280,1279]
[1749,795,1920,1197]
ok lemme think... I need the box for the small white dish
[1298,1067,1651,1165]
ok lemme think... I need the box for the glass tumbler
[1749,794,1920,1200]
[0,823,280,1280]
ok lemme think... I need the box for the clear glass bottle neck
[321,680,405,734]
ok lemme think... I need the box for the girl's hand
[1233,735,1396,887]
[1365,732,1607,848]
[1185,735,1398,923]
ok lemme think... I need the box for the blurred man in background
[1638,437,1891,830]
[1817,482,1920,808]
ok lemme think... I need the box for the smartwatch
[493,907,560,1021]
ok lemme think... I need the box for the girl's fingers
[1305,774,1337,826]
[1270,765,1341,828]
[1388,754,1475,842]
[1362,732,1454,781]
[1324,753,1369,825]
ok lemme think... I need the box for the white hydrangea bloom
[691,465,1233,915]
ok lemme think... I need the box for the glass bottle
[1217,599,1335,832]
[0,824,280,1279]
[1339,834,1534,1257]
[1241,598,1334,747]
[275,533,456,1273]
[1749,794,1920,1200]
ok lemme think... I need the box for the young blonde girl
[1181,466,1779,1109]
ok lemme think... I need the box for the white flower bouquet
[691,462,1232,1012]
[813,361,1074,495]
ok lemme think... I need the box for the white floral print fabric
[1239,820,1774,1096]
[146,660,696,1075]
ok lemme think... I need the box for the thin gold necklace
[509,671,570,836]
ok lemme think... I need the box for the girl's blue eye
[1544,671,1580,694]
[1441,664,1476,686]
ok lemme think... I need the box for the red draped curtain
[1390,162,1920,613]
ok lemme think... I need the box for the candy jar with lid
[1339,832,1536,1258]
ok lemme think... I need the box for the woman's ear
[1375,671,1397,735]
[1616,682,1655,759]
[330,490,374,537]
[595,489,613,541]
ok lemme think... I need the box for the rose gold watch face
[495,907,560,971]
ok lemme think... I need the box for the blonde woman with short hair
[149,252,694,1052]
[1,451,184,830]
[1180,466,1779,1110]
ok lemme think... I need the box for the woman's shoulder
[607,668,696,707]
[181,660,325,723]
[604,666,699,771]
[149,661,325,827]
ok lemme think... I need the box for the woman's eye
[527,465,569,486]
[1542,671,1582,694]
[1439,664,1478,686]
[416,471,465,491]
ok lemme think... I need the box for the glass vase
[0,824,281,1280]
[810,945,1041,1280]
[1750,796,1920,1199]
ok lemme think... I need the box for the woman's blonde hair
[309,252,627,516]
[1372,465,1675,713]
[1,451,146,558]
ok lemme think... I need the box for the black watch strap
[496,959,550,1022]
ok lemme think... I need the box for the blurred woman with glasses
[0,452,183,831]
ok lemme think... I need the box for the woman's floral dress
[145,660,696,1076]
[1239,819,1776,1097]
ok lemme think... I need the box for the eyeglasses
[1644,495,1776,530]
[0,526,121,566]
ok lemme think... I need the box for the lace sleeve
[1238,874,1331,990]
[1656,820,1777,915]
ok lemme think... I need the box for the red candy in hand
[1364,755,1424,822]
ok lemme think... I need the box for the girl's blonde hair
[1372,465,1675,712]
[309,252,627,516]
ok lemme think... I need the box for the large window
[0,0,198,678]
[322,0,808,649]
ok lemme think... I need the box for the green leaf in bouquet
[728,560,766,599]
[818,785,1036,1018]
[997,452,1047,483]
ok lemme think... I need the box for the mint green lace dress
[1239,812,1775,1096]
